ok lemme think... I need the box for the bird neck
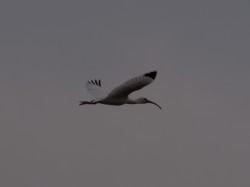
[127,98,137,104]
[127,97,144,104]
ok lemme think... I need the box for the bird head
[136,97,162,110]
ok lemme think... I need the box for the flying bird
[79,71,161,109]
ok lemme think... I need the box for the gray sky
[0,0,250,186]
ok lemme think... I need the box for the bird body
[79,71,161,109]
[99,95,128,105]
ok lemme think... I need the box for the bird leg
[79,100,97,106]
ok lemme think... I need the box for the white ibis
[79,71,161,109]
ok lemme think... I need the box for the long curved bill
[147,100,162,110]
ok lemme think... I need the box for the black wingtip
[144,71,157,80]
[88,79,102,87]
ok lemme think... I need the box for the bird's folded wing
[85,79,108,99]
[107,71,157,98]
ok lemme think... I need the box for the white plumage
[79,71,161,109]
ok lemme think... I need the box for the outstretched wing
[107,71,157,98]
[85,79,108,99]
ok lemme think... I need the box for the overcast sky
[0,1,250,187]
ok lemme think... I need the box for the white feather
[85,80,107,99]
[107,73,154,98]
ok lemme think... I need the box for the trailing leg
[79,100,97,106]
